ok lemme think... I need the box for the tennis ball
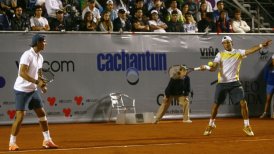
[208,61,213,67]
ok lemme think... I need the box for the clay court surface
[1,118,274,154]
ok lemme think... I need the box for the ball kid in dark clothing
[154,65,192,123]
[165,75,190,97]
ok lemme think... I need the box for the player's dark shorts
[214,81,244,104]
[266,84,274,95]
[14,90,43,110]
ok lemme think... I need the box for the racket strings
[169,65,188,79]
[42,70,54,83]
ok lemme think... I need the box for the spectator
[196,1,208,22]
[183,11,197,33]
[10,6,30,31]
[176,0,185,10]
[180,3,195,24]
[148,9,167,32]
[115,0,131,15]
[62,0,81,13]
[45,0,63,20]
[197,12,215,32]
[104,0,118,21]
[94,0,104,13]
[97,11,113,31]
[0,2,11,30]
[50,9,72,31]
[216,10,232,33]
[166,10,184,32]
[167,0,182,22]
[213,0,229,23]
[63,1,81,31]
[36,0,46,6]
[25,0,40,16]
[148,0,169,23]
[232,9,250,33]
[132,8,150,32]
[82,0,101,23]
[199,0,212,12]
[0,0,17,19]
[80,11,97,31]
[129,0,149,21]
[113,8,132,31]
[144,0,154,11]
[184,0,197,17]
[80,0,102,12]
[30,5,50,31]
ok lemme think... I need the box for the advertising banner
[0,32,273,124]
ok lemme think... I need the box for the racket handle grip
[194,67,202,71]
[194,65,211,71]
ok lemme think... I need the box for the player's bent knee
[39,116,47,122]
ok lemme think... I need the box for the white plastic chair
[108,92,136,121]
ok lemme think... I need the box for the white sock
[244,119,250,127]
[209,119,215,126]
[9,135,16,145]
[42,130,51,141]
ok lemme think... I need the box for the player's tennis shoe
[243,126,254,136]
[9,143,19,151]
[42,140,59,149]
[203,124,216,136]
[260,112,267,118]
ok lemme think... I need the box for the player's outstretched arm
[245,39,272,56]
[199,62,218,72]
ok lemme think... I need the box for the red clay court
[1,118,274,154]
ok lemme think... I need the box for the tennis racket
[41,68,55,83]
[168,64,185,79]
[210,79,218,85]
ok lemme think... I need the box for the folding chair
[108,92,136,121]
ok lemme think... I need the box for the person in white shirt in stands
[30,5,50,31]
[104,0,118,22]
[232,9,250,33]
[45,0,63,19]
[148,10,167,32]
[183,12,197,33]
[82,0,101,23]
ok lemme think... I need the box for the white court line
[1,138,274,153]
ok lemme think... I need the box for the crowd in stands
[0,0,251,33]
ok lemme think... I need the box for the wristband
[204,65,211,70]
[259,44,263,48]
[35,80,39,85]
